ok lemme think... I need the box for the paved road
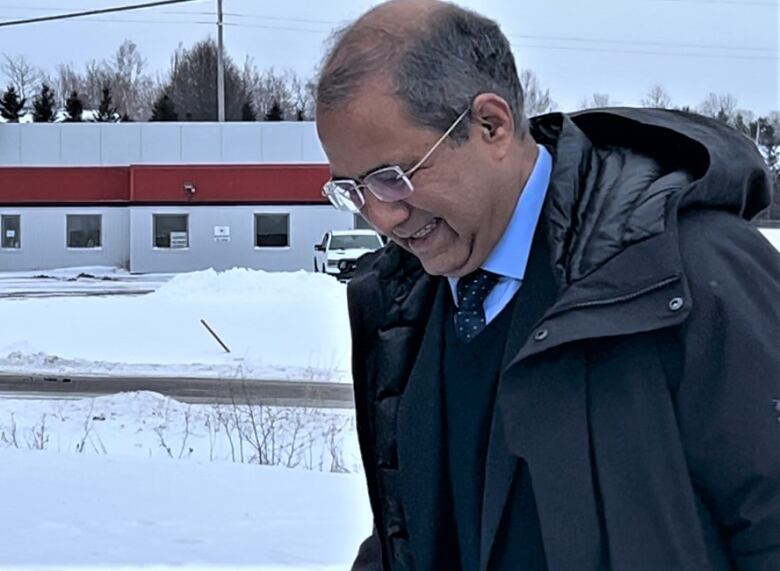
[0,374,355,409]
[0,289,155,299]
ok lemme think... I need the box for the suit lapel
[480,217,559,571]
[396,278,450,570]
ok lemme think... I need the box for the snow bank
[151,267,345,304]
[0,269,352,382]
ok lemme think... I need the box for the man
[315,1,780,569]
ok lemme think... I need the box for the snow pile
[152,267,345,304]
[0,269,352,382]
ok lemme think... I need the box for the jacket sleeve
[352,527,383,571]
[675,211,780,570]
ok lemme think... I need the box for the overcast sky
[0,0,777,114]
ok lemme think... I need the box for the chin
[420,253,471,278]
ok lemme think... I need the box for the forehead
[316,89,431,179]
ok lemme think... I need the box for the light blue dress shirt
[448,144,552,324]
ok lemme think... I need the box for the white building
[0,122,359,273]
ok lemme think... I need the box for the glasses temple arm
[404,108,470,177]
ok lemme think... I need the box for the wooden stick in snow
[200,319,231,353]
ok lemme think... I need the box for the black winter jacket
[347,108,780,570]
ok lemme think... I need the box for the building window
[154,214,189,248]
[1,215,21,249]
[67,214,101,248]
[255,213,289,247]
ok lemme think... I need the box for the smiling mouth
[410,218,441,240]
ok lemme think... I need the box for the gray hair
[316,2,528,142]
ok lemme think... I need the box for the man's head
[316,0,537,277]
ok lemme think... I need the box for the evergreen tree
[150,93,178,121]
[95,85,118,122]
[241,100,257,121]
[32,83,56,122]
[64,91,84,122]
[0,85,26,122]
[264,99,283,121]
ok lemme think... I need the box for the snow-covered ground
[0,268,351,382]
[0,391,370,569]
[0,266,369,569]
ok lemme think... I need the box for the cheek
[422,180,481,229]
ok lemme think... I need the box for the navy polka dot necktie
[454,269,500,343]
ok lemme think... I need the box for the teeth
[411,219,439,239]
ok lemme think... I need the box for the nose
[361,194,411,236]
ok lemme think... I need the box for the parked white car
[314,229,384,279]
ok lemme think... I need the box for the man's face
[317,89,507,278]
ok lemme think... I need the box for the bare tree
[579,93,616,109]
[53,63,82,109]
[256,67,294,120]
[641,84,673,109]
[81,60,113,109]
[519,69,556,116]
[108,40,155,121]
[698,92,738,125]
[242,61,314,121]
[1,54,40,102]
[46,41,155,120]
[289,73,315,120]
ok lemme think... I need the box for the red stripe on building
[0,165,331,204]
[130,165,330,203]
[0,167,129,203]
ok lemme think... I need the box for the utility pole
[217,0,225,122]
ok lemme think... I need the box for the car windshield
[329,235,382,250]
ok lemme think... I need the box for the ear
[471,93,515,155]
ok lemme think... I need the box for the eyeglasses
[322,108,470,212]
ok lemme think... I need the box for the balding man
[315,1,780,569]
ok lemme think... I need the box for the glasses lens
[324,181,363,212]
[364,167,413,202]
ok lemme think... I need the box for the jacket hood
[531,107,773,285]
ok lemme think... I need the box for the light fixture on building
[184,182,197,196]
